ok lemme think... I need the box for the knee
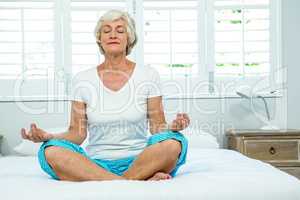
[44,146,65,168]
[160,139,182,158]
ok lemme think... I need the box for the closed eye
[116,27,125,33]
[103,28,112,33]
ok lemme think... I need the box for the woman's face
[100,19,128,55]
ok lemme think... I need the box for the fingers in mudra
[171,113,190,130]
[20,123,52,143]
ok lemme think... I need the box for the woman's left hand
[169,113,190,131]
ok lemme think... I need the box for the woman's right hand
[21,123,54,143]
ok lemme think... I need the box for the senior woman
[20,10,190,181]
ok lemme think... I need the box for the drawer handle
[269,147,276,155]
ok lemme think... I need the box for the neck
[103,53,130,71]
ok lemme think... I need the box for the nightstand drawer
[279,167,300,179]
[244,140,299,161]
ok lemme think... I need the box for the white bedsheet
[1,149,299,200]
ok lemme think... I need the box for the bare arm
[21,101,88,145]
[147,96,167,134]
[147,96,190,134]
[53,101,87,144]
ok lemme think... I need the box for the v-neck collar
[96,64,137,94]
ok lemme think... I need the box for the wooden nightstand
[226,129,300,179]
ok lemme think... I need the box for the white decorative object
[236,89,279,130]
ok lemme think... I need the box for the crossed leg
[123,139,181,180]
[44,139,181,181]
[44,146,124,181]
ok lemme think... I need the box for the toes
[161,173,172,180]
[148,172,172,181]
[166,174,172,179]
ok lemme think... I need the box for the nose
[109,31,117,39]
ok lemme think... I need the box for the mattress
[1,149,300,200]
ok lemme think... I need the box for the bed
[1,148,300,200]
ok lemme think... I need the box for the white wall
[283,0,300,128]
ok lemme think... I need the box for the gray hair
[94,10,137,55]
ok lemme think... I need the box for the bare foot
[147,172,172,181]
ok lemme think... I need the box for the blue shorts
[38,131,188,180]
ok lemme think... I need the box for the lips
[107,42,120,45]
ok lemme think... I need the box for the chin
[105,50,126,55]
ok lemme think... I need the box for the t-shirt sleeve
[147,68,163,98]
[70,76,85,102]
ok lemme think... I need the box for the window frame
[0,0,282,99]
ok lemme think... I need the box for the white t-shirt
[71,65,162,160]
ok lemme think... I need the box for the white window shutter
[212,0,271,77]
[0,0,281,98]
[143,0,199,78]
[0,1,55,79]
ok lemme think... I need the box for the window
[212,0,272,77]
[0,1,55,79]
[0,0,281,97]
[143,0,199,77]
